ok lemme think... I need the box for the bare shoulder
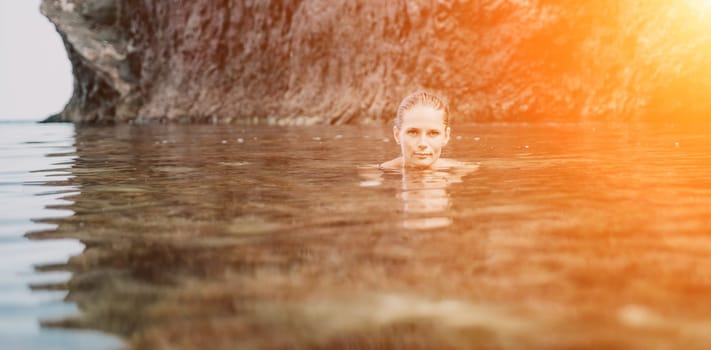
[379,157,403,170]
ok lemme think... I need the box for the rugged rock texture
[42,0,711,124]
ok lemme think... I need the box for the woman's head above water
[394,91,450,129]
[382,91,452,169]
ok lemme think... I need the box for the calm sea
[4,120,711,349]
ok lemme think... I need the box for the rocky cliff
[42,0,711,124]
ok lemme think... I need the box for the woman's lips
[414,152,432,157]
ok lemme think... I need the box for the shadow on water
[23,122,711,349]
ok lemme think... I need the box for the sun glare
[688,0,711,13]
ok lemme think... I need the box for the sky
[0,0,72,121]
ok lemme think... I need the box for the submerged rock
[41,0,711,124]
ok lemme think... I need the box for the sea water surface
[0,121,122,349]
[4,120,711,349]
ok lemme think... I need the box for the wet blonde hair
[395,91,450,128]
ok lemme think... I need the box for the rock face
[42,0,711,124]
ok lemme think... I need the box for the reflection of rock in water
[28,124,711,349]
[25,122,711,349]
[30,125,524,349]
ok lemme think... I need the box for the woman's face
[393,105,450,168]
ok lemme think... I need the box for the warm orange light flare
[602,1,711,122]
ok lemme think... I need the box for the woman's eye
[428,131,440,136]
[407,130,418,136]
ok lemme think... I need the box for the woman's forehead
[401,106,446,128]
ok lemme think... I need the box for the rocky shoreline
[42,0,711,124]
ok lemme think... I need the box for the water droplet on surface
[237,138,244,143]
[473,137,481,141]
[382,138,390,143]
[312,136,322,141]
[220,140,227,144]
[334,134,343,139]
[456,136,462,140]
